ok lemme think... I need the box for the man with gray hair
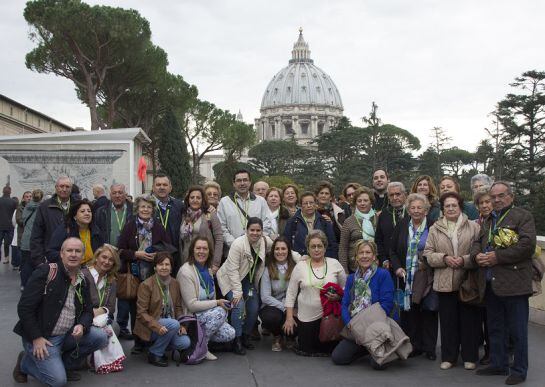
[30,176,73,267]
[92,183,108,214]
[471,174,494,194]
[95,183,133,246]
[375,182,408,268]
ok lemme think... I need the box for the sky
[2,0,545,152]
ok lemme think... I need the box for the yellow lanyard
[155,275,169,306]
[249,245,261,285]
[488,209,511,244]
[97,278,108,307]
[158,206,170,229]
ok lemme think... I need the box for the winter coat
[375,206,408,265]
[0,194,16,230]
[177,262,217,315]
[179,211,223,267]
[424,214,480,292]
[94,200,134,245]
[81,267,118,321]
[339,214,377,273]
[20,200,40,251]
[283,209,338,258]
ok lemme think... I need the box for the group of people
[8,168,537,386]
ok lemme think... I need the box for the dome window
[318,122,324,135]
[274,88,278,94]
[301,72,306,78]
[312,73,318,78]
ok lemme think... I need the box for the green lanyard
[307,259,328,290]
[113,205,126,231]
[248,246,261,285]
[235,193,250,229]
[393,207,405,227]
[155,275,169,306]
[97,279,108,307]
[488,209,511,244]
[72,282,83,305]
[354,215,375,240]
[194,265,212,299]
[57,197,70,215]
[157,206,170,229]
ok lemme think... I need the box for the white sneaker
[205,351,217,361]
[464,362,476,370]
[440,361,453,370]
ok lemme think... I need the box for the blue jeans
[225,277,260,337]
[0,229,13,258]
[148,318,191,357]
[117,298,136,332]
[20,326,108,387]
[485,285,529,379]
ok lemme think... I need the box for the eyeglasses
[490,192,510,200]
[234,178,249,183]
[301,201,315,207]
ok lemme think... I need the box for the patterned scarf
[404,218,427,311]
[350,263,377,317]
[181,208,202,239]
[354,208,376,241]
[137,217,154,251]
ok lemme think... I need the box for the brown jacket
[470,206,536,297]
[134,274,184,341]
[339,214,377,273]
[424,215,480,292]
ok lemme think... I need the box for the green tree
[248,139,307,176]
[418,147,443,182]
[441,147,474,179]
[24,0,154,130]
[157,109,191,197]
[262,176,295,189]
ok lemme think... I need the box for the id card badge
[248,288,253,298]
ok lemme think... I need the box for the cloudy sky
[2,0,544,151]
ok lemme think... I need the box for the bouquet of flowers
[493,228,519,248]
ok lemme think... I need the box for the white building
[255,29,344,145]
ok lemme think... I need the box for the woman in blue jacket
[332,240,394,369]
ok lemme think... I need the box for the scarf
[445,214,464,257]
[137,217,154,251]
[404,218,427,311]
[354,208,376,241]
[195,263,215,299]
[350,263,377,317]
[181,208,202,240]
[277,262,288,289]
[158,276,174,318]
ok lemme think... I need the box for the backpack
[43,263,58,294]
[173,315,208,365]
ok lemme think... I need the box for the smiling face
[273,241,289,263]
[355,193,372,213]
[416,179,430,196]
[283,187,298,207]
[74,204,92,226]
[137,201,154,221]
[372,170,389,192]
[95,249,115,275]
[205,187,220,208]
[356,243,376,271]
[439,178,457,195]
[155,257,172,278]
[408,199,428,224]
[443,197,461,221]
[61,238,84,271]
[266,190,281,211]
[188,190,203,211]
[193,239,209,266]
[110,184,126,208]
[247,223,263,244]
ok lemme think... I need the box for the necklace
[309,259,327,279]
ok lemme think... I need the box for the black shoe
[371,358,387,370]
[13,351,27,383]
[131,343,144,355]
[425,351,437,361]
[241,334,255,350]
[232,337,246,355]
[250,326,261,341]
[66,370,81,381]
[118,330,134,340]
[476,367,509,376]
[409,349,423,358]
[148,353,168,367]
[505,374,525,385]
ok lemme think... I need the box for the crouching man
[13,237,108,386]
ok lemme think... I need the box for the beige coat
[424,214,480,292]
[177,262,217,315]
[216,234,272,299]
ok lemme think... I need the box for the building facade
[255,29,344,145]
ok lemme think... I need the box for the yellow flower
[493,228,519,248]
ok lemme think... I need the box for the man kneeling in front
[13,237,108,386]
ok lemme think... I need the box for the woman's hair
[89,244,120,281]
[203,181,222,197]
[342,182,362,197]
[470,174,493,192]
[66,198,92,225]
[282,184,299,204]
[351,186,375,207]
[134,195,156,213]
[266,187,283,202]
[439,191,464,212]
[405,193,430,211]
[439,176,461,193]
[246,217,263,230]
[154,251,174,268]
[353,239,378,261]
[314,181,334,197]
[186,236,214,267]
[299,191,316,205]
[411,175,438,204]
[32,189,44,202]
[473,189,491,206]
[305,229,328,251]
[184,185,208,213]
[266,236,296,281]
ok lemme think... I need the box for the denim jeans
[225,276,260,337]
[0,229,14,258]
[485,285,529,379]
[148,318,191,357]
[20,326,108,387]
[116,298,136,332]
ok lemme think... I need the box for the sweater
[177,262,217,315]
[338,214,377,273]
[285,258,346,322]
[260,267,288,312]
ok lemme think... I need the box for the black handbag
[421,289,439,312]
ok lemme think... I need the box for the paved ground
[2,263,545,387]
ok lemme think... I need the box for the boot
[232,337,246,355]
[241,334,255,350]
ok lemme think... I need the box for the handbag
[391,278,405,319]
[116,272,140,300]
[459,270,481,304]
[319,314,344,343]
[421,289,439,312]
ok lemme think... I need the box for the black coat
[46,220,104,263]
[0,194,16,230]
[95,200,134,245]
[14,263,93,342]
[30,195,76,264]
[92,195,109,215]
[154,197,185,247]
[284,209,338,258]
[375,206,409,265]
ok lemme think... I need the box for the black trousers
[331,338,368,365]
[259,306,288,336]
[438,292,481,362]
[297,318,336,355]
[401,305,438,353]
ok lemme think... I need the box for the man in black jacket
[13,237,108,385]
[95,183,133,246]
[30,176,73,267]
[0,185,16,263]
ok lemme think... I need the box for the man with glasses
[472,181,536,385]
[375,182,408,268]
[284,191,337,258]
